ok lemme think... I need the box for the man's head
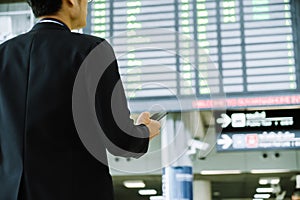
[292,189,300,200]
[26,0,62,17]
[26,0,88,29]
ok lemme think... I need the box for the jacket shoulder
[71,33,107,47]
[0,33,27,48]
[70,33,115,55]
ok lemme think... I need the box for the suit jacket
[0,19,149,200]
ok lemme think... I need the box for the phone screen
[150,112,168,121]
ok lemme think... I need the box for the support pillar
[162,113,193,200]
[193,180,212,200]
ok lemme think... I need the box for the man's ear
[64,0,79,9]
[63,0,80,19]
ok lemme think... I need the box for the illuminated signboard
[214,109,300,151]
[89,0,299,112]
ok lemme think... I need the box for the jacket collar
[31,18,71,32]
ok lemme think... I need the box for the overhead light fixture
[138,189,157,196]
[254,193,271,199]
[250,169,290,174]
[256,187,274,193]
[213,191,220,196]
[123,180,146,188]
[252,199,263,200]
[200,170,242,175]
[149,196,164,200]
[270,178,280,185]
[259,177,280,185]
[259,179,268,185]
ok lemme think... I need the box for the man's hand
[137,112,161,140]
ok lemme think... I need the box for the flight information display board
[89,0,299,112]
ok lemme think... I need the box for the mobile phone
[150,112,168,121]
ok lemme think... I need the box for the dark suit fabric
[0,20,149,200]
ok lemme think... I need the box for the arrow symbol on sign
[216,114,232,128]
[217,134,233,149]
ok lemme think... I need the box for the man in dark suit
[0,0,161,199]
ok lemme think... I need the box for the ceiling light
[259,177,280,185]
[256,187,274,193]
[250,169,290,174]
[254,193,271,198]
[149,196,164,200]
[253,199,263,200]
[270,178,280,185]
[138,189,157,196]
[123,180,145,188]
[200,170,242,175]
[213,191,220,196]
[259,179,268,185]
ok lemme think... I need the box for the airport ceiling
[112,109,299,200]
[0,0,24,3]
[113,172,298,200]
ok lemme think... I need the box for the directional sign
[217,134,233,149]
[215,109,299,131]
[216,114,231,128]
[216,111,294,129]
[216,131,300,151]
[214,109,300,151]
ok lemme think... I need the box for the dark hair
[26,0,63,17]
[293,189,300,197]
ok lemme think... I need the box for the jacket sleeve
[94,40,150,158]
